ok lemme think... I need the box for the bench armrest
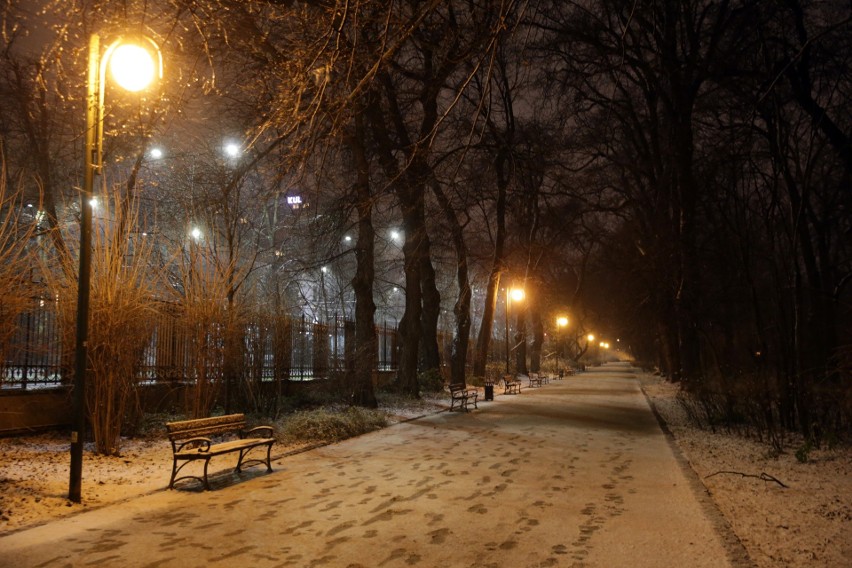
[175,437,212,453]
[242,426,274,439]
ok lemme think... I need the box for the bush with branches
[42,188,158,455]
[0,168,39,378]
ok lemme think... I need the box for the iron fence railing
[1,298,65,389]
[1,298,402,390]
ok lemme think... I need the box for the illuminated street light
[556,316,568,375]
[149,147,163,159]
[70,33,162,504]
[224,142,240,157]
[190,227,203,241]
[109,44,159,91]
[587,333,595,342]
[505,287,525,374]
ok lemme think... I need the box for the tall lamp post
[556,316,568,375]
[70,33,162,503]
[504,287,525,374]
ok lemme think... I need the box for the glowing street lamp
[70,33,162,503]
[504,287,525,374]
[224,142,241,158]
[556,316,568,375]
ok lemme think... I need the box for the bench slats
[166,414,247,440]
[174,437,271,458]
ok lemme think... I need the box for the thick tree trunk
[473,152,509,377]
[396,182,425,396]
[472,269,501,378]
[530,307,543,373]
[364,82,428,397]
[430,179,472,385]
[348,116,378,408]
[418,239,441,374]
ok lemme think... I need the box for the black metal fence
[1,298,65,389]
[1,298,400,390]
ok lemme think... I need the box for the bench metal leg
[168,459,178,489]
[170,458,211,490]
[202,459,211,490]
[236,443,275,474]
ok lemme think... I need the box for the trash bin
[484,383,494,401]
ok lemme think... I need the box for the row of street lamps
[503,286,574,375]
[502,289,616,376]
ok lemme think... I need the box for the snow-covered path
[1,363,749,567]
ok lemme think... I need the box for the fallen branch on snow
[704,470,789,488]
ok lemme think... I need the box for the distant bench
[527,373,544,388]
[502,374,522,394]
[166,413,275,490]
[449,383,479,411]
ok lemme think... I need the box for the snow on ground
[0,374,849,568]
[639,373,851,568]
[0,397,448,535]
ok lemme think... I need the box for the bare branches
[705,470,789,489]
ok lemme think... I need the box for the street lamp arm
[92,35,164,172]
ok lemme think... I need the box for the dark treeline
[0,0,849,450]
[537,1,851,443]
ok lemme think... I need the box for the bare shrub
[165,236,248,418]
[241,311,269,412]
[276,406,388,444]
[239,311,295,416]
[485,361,505,381]
[0,169,39,376]
[677,371,786,451]
[42,188,158,455]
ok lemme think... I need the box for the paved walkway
[1,363,750,567]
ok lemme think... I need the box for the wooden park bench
[502,374,522,394]
[449,383,479,411]
[166,413,275,490]
[528,372,544,387]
